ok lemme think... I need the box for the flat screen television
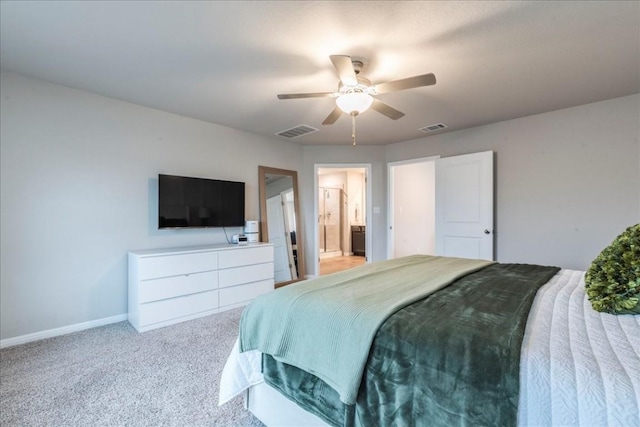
[158,174,245,229]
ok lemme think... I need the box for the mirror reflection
[259,166,305,287]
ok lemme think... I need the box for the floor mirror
[258,166,305,287]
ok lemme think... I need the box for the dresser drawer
[219,279,273,307]
[139,290,219,326]
[139,270,218,303]
[138,251,218,280]
[129,244,274,332]
[219,262,273,288]
[218,246,273,269]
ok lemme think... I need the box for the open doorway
[315,164,371,276]
[388,151,494,261]
[388,156,439,259]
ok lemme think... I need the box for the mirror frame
[258,166,305,287]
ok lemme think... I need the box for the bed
[219,255,640,427]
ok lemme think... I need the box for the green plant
[585,224,640,314]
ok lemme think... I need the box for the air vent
[276,124,319,139]
[419,123,447,133]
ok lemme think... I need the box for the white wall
[318,172,347,191]
[385,94,640,270]
[0,71,303,341]
[347,171,365,226]
[391,161,436,257]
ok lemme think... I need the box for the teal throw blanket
[239,255,494,405]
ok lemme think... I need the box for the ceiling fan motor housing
[351,60,364,74]
[338,76,373,95]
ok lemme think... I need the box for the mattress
[220,269,640,426]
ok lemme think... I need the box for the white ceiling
[1,1,638,146]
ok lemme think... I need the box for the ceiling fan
[277,55,436,145]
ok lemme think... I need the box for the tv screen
[158,174,245,229]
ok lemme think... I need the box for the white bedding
[220,269,640,426]
[518,269,640,426]
[219,339,262,405]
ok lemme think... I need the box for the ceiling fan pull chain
[351,113,357,146]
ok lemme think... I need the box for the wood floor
[319,255,366,276]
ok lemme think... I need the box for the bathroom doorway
[315,165,370,276]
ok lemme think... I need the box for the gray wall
[2,70,638,342]
[0,71,303,340]
[387,95,640,270]
[300,94,639,275]
[384,94,640,270]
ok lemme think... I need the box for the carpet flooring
[0,307,264,427]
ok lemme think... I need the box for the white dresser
[128,243,274,332]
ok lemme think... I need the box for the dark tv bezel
[158,173,245,229]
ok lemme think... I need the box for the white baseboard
[0,313,128,349]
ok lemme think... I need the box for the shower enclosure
[318,187,347,257]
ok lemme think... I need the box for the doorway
[388,156,439,259]
[315,164,371,276]
[388,151,494,261]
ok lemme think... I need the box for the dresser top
[129,242,273,257]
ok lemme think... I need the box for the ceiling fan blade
[375,73,436,94]
[370,98,405,120]
[277,92,334,99]
[322,106,343,125]
[330,55,358,86]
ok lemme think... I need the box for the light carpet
[0,307,264,427]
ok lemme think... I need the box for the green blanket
[263,263,560,427]
[240,255,494,405]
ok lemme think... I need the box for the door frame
[387,156,440,259]
[314,163,372,277]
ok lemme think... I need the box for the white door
[266,195,293,282]
[435,151,494,260]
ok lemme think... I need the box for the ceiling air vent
[419,123,447,133]
[276,124,319,139]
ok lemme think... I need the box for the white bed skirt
[245,382,329,427]
[221,269,640,426]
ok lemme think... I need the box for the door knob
[484,229,491,234]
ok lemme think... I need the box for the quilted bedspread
[518,269,640,426]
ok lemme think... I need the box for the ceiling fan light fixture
[335,92,373,114]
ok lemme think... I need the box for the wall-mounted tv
[158,174,245,229]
